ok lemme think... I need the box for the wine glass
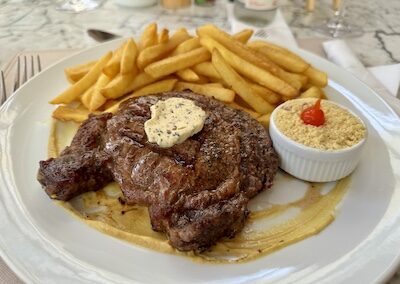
[313,0,363,38]
[56,0,100,13]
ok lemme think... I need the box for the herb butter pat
[144,97,207,148]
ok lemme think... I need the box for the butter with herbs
[144,97,207,148]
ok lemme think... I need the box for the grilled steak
[38,113,113,201]
[38,91,279,251]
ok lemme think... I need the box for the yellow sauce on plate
[49,119,349,263]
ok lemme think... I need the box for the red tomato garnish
[300,99,325,126]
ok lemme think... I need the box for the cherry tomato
[300,99,325,126]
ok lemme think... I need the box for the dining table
[0,0,400,283]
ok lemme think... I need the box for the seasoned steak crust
[38,91,279,251]
[37,113,113,201]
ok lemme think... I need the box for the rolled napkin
[323,39,400,114]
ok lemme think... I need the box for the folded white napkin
[226,3,298,48]
[323,40,400,113]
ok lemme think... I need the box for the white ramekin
[269,100,367,182]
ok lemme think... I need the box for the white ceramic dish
[1,38,400,284]
[269,99,367,182]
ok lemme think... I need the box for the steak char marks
[38,91,279,251]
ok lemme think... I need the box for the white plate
[1,38,400,284]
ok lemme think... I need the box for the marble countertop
[0,0,399,69]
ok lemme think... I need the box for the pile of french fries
[51,23,327,128]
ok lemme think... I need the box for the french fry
[175,82,235,103]
[248,41,310,73]
[158,28,169,44]
[194,75,210,84]
[201,37,297,97]
[176,68,200,82]
[65,60,96,83]
[250,83,281,105]
[171,37,201,56]
[229,102,261,119]
[140,22,158,50]
[137,28,190,69]
[103,45,124,78]
[102,100,117,110]
[204,82,224,88]
[300,86,324,99]
[197,25,302,90]
[144,47,211,78]
[257,113,271,128]
[90,73,110,111]
[120,38,139,75]
[303,66,328,87]
[250,48,303,90]
[105,79,177,113]
[101,72,136,99]
[233,29,253,44]
[192,62,221,79]
[125,72,158,94]
[212,49,274,114]
[50,52,112,104]
[81,86,94,109]
[52,106,90,123]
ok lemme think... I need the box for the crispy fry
[175,82,235,103]
[201,37,297,97]
[90,73,110,111]
[233,29,253,44]
[176,68,200,82]
[194,75,210,84]
[140,22,158,50]
[80,85,94,109]
[303,66,328,87]
[192,62,221,79]
[106,79,177,113]
[197,25,302,90]
[102,99,117,110]
[250,48,303,90]
[120,38,139,75]
[52,106,91,123]
[144,47,210,78]
[212,49,274,114]
[125,72,158,94]
[101,72,136,99]
[171,37,200,56]
[50,52,112,104]
[300,86,324,99]
[103,45,124,78]
[229,102,261,119]
[158,28,169,44]
[137,28,190,70]
[204,82,223,88]
[257,113,271,128]
[250,83,281,105]
[65,60,97,83]
[248,41,310,73]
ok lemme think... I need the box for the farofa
[275,99,366,150]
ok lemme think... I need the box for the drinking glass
[57,0,100,13]
[313,0,363,38]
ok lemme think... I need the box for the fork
[13,55,42,92]
[0,55,42,107]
